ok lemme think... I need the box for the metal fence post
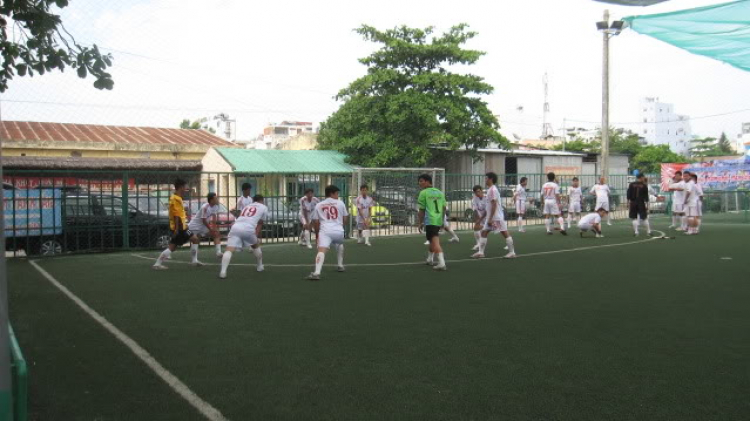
[121,171,130,249]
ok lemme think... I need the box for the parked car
[648,184,667,213]
[184,199,235,236]
[446,190,475,221]
[128,195,169,219]
[372,186,421,226]
[262,197,301,238]
[348,197,392,228]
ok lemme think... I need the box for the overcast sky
[2,0,748,142]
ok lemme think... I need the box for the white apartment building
[736,122,750,154]
[639,97,692,155]
[255,121,315,150]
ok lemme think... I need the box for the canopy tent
[623,0,750,72]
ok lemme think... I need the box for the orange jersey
[168,194,187,230]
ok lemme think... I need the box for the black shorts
[425,225,441,240]
[629,202,648,220]
[170,228,193,246]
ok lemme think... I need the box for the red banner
[660,163,689,191]
[3,176,136,191]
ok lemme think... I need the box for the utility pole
[0,97,12,421]
[601,9,611,180]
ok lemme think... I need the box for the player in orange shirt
[153,179,196,270]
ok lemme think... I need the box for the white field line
[28,260,230,421]
[130,230,666,268]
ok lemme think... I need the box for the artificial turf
[8,218,750,421]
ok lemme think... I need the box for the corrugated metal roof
[216,148,354,174]
[2,156,202,171]
[477,148,587,157]
[1,121,233,146]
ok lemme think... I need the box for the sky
[2,0,749,143]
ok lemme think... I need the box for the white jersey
[472,195,487,217]
[355,195,374,219]
[591,184,610,202]
[312,198,349,234]
[514,184,527,201]
[236,195,254,210]
[567,186,583,204]
[235,202,268,231]
[485,185,503,221]
[670,180,686,204]
[187,203,219,231]
[695,182,704,198]
[685,181,700,206]
[542,182,560,202]
[298,196,320,216]
[579,213,602,226]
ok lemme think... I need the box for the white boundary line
[129,230,666,268]
[28,260,230,421]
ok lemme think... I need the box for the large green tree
[0,0,114,92]
[632,144,690,174]
[717,132,734,155]
[317,24,507,167]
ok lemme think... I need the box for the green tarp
[624,0,750,72]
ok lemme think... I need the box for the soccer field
[8,219,750,421]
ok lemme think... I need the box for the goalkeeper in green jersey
[417,174,447,271]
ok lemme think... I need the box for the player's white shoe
[607,222,612,226]
[306,244,313,250]
[425,259,435,266]
[675,227,685,231]
[307,272,320,281]
[546,231,553,235]
[365,242,371,247]
[519,229,526,233]
[596,234,604,238]
[219,271,227,279]
[448,237,459,243]
[503,252,516,259]
[189,261,205,267]
[152,264,168,270]
[257,265,264,272]
[432,264,447,271]
[634,231,639,236]
[504,245,509,250]
[471,244,479,251]
[357,238,364,244]
[424,240,430,245]
[337,266,345,272]
[471,252,485,259]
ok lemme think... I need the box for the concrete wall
[277,133,318,150]
[541,156,584,175]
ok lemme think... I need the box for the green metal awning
[624,0,750,72]
[215,148,354,174]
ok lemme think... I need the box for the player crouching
[307,185,349,281]
[219,195,267,279]
[578,208,607,238]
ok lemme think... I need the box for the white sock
[478,237,487,254]
[190,243,199,263]
[155,248,171,265]
[632,220,639,233]
[252,248,262,265]
[220,251,232,274]
[643,219,651,233]
[545,218,551,232]
[672,215,678,226]
[607,213,612,223]
[557,217,565,230]
[437,252,445,266]
[696,219,701,231]
[681,216,688,230]
[337,244,345,267]
[304,230,311,245]
[427,252,435,263]
[517,216,524,230]
[448,228,458,240]
[505,236,514,254]
[363,230,370,244]
[215,243,222,255]
[473,230,481,245]
[314,252,325,275]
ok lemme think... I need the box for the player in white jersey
[542,172,568,235]
[578,208,607,238]
[298,188,320,249]
[307,185,349,280]
[233,183,254,215]
[566,177,583,229]
[219,195,267,279]
[691,173,704,233]
[512,177,528,232]
[186,192,223,265]
[472,172,516,259]
[668,171,688,231]
[355,185,374,246]
[683,172,700,235]
[589,177,612,225]
[470,185,487,251]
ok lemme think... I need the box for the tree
[0,0,114,92]
[632,144,691,174]
[717,132,734,155]
[179,119,216,134]
[689,137,721,158]
[317,24,507,167]
[551,138,600,153]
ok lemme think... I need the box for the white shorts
[515,200,526,214]
[187,224,210,238]
[543,201,561,216]
[698,201,703,216]
[578,223,594,232]
[595,200,610,212]
[356,218,370,230]
[568,202,581,213]
[672,203,684,214]
[686,205,699,217]
[482,218,508,233]
[226,224,258,250]
[299,213,310,226]
[318,231,345,249]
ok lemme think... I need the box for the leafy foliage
[179,119,216,134]
[317,24,507,167]
[0,0,114,92]
[717,132,734,155]
[632,144,690,173]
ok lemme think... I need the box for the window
[208,180,216,194]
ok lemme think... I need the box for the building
[256,121,315,150]
[638,97,692,154]
[736,122,750,153]
[200,148,354,202]
[277,133,318,150]
[0,121,236,161]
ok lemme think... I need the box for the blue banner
[3,189,63,238]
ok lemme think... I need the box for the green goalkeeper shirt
[418,187,446,226]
